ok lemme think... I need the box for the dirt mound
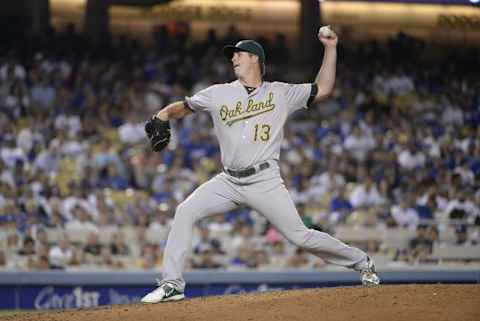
[1,284,479,321]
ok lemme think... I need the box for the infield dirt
[1,284,479,321]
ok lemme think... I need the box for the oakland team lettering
[219,92,275,126]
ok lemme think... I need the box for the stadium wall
[1,269,479,310]
[50,0,480,45]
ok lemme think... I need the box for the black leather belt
[225,162,270,178]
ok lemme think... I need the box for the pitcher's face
[231,51,259,79]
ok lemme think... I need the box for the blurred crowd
[0,24,479,271]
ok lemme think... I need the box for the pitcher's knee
[286,228,315,248]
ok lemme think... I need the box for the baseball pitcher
[142,26,380,303]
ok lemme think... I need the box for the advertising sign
[0,282,329,310]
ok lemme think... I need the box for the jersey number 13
[253,124,271,142]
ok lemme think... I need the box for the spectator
[408,225,433,261]
[1,139,27,168]
[286,248,311,268]
[329,186,354,224]
[192,247,224,269]
[384,69,414,95]
[397,142,426,170]
[48,236,73,269]
[17,236,36,256]
[343,125,375,162]
[350,176,385,209]
[230,222,258,254]
[65,206,98,233]
[253,249,271,270]
[83,232,102,256]
[148,211,171,240]
[118,113,146,144]
[453,162,475,186]
[267,240,288,268]
[35,256,51,270]
[311,161,345,194]
[110,232,130,256]
[208,213,233,237]
[391,198,419,230]
[30,75,56,110]
[99,247,114,268]
[99,163,129,190]
[194,225,224,255]
[453,225,472,246]
[137,244,162,270]
[6,233,21,255]
[444,191,479,223]
[415,194,436,221]
[0,250,7,268]
[34,242,51,268]
[230,245,256,269]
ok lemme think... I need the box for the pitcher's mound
[2,284,479,321]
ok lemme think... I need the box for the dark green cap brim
[223,45,248,60]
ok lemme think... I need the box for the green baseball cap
[223,40,266,63]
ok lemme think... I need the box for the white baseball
[319,26,333,38]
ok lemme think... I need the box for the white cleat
[360,257,381,287]
[141,282,185,303]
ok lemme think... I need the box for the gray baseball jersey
[159,80,370,292]
[185,80,311,169]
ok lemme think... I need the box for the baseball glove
[145,116,170,152]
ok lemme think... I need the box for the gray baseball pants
[161,161,368,291]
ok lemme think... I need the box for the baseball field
[1,284,478,321]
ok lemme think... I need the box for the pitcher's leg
[247,183,366,268]
[161,175,240,291]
